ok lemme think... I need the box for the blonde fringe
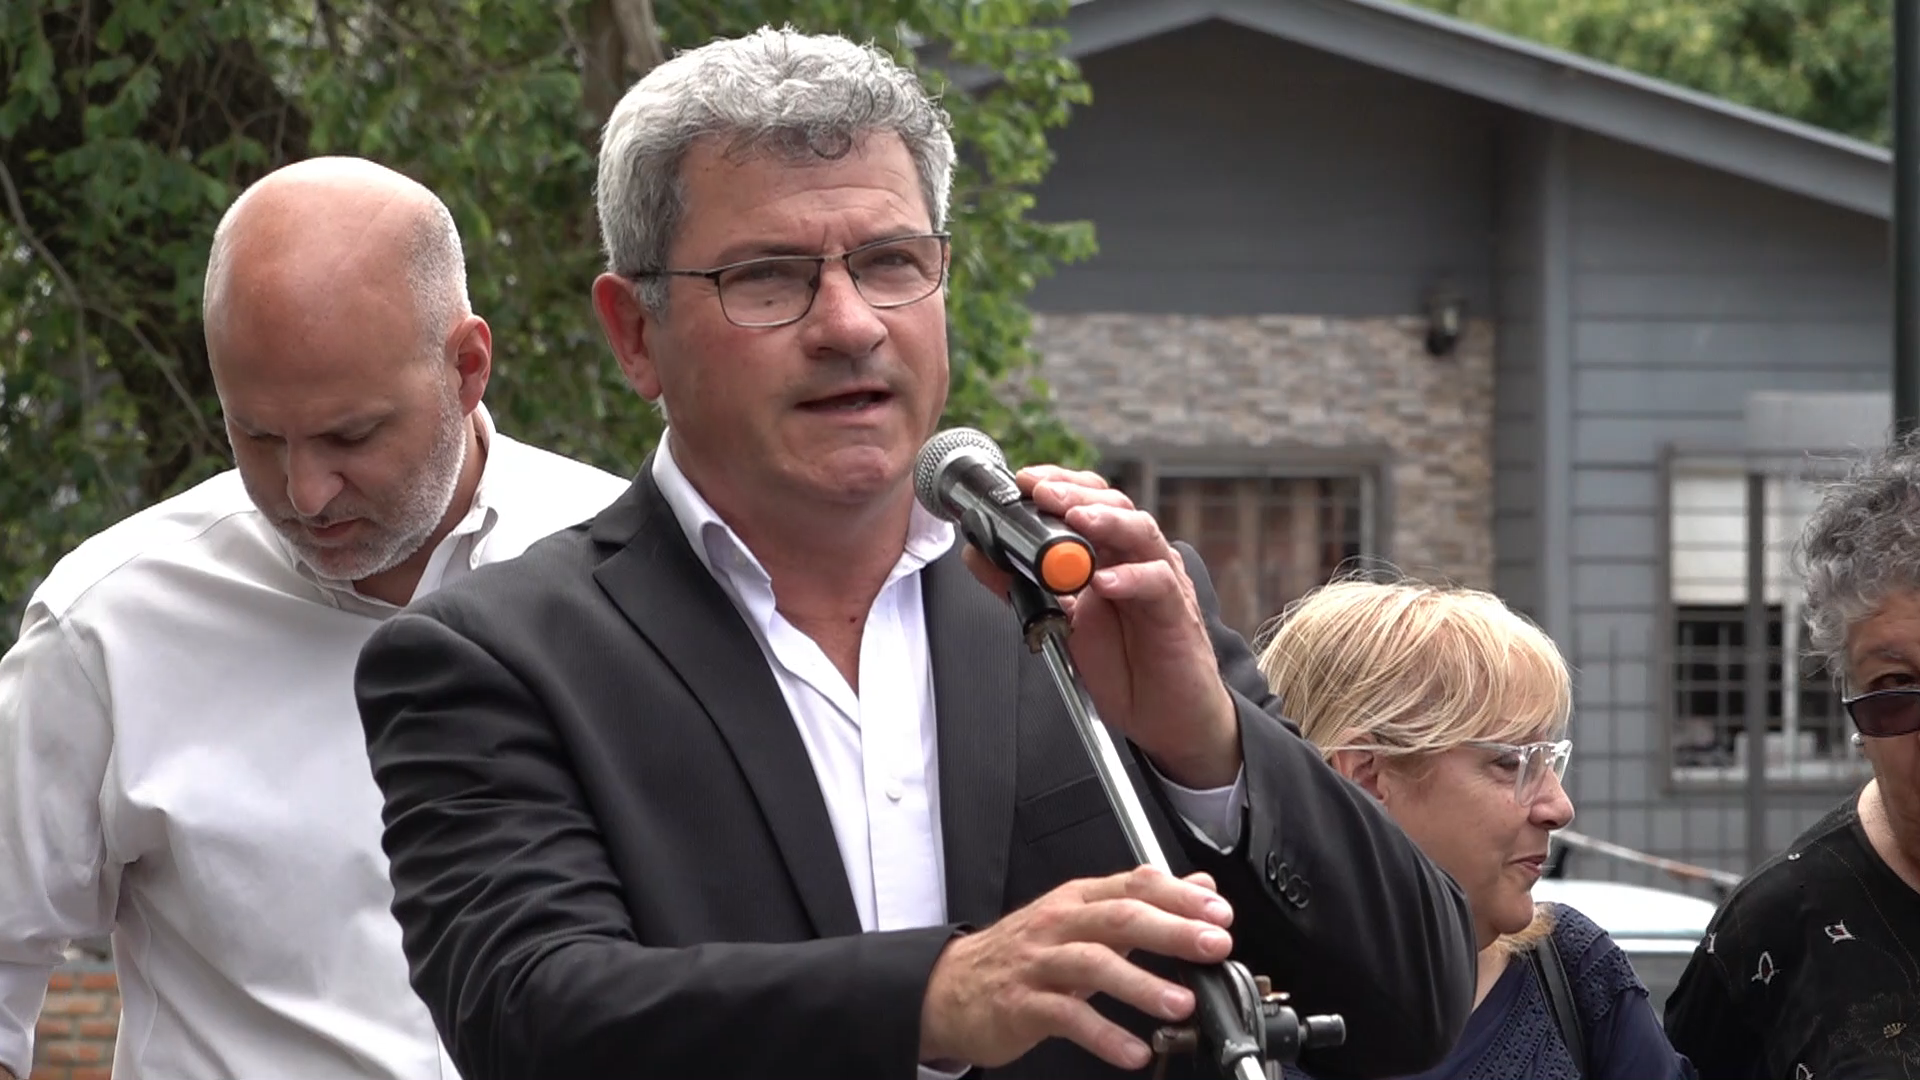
[1255,575,1574,759]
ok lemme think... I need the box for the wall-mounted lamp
[1424,286,1465,358]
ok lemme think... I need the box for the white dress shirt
[0,407,629,1080]
[650,434,1245,943]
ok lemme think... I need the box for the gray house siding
[1492,115,1549,624]
[1019,7,1896,881]
[1558,131,1890,875]
[1027,18,1502,621]
[1029,20,1498,317]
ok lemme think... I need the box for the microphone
[913,428,1097,595]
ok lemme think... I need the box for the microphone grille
[913,427,1005,521]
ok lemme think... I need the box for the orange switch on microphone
[1039,540,1095,594]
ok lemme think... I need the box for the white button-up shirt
[0,407,629,1080]
[650,434,1244,945]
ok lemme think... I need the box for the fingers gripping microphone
[918,428,1344,1079]
[913,428,1097,595]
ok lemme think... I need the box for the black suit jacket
[355,465,1475,1080]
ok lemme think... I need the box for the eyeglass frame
[626,231,952,329]
[1461,738,1574,806]
[1341,736,1573,807]
[1839,685,1920,739]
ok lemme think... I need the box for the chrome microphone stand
[1003,573,1345,1080]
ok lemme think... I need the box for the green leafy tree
[0,0,1095,644]
[1415,0,1893,144]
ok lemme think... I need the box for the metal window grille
[1665,453,1870,788]
[1105,464,1375,642]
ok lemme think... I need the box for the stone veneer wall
[29,955,117,1080]
[1032,313,1495,591]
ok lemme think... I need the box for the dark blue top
[1289,904,1692,1080]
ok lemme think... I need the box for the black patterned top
[1288,903,1690,1080]
[1665,795,1920,1079]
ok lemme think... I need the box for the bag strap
[1528,930,1589,1078]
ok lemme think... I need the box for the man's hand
[2,1062,16,1080]
[962,465,1240,788]
[919,867,1235,1071]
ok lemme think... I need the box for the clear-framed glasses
[1463,738,1573,806]
[1841,686,1920,739]
[631,232,951,328]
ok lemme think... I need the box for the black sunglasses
[1842,686,1920,739]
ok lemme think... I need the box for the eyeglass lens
[1846,687,1920,739]
[1508,742,1571,804]
[718,235,946,327]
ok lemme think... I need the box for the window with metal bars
[1670,604,1846,773]
[1105,464,1374,642]
[1664,458,1867,785]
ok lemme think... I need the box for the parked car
[1532,878,1720,1018]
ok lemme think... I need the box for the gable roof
[954,0,1890,218]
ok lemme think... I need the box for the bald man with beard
[0,157,627,1080]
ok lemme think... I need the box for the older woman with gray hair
[1665,434,1920,1079]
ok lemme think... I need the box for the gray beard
[287,401,471,584]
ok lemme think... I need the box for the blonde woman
[1260,578,1692,1080]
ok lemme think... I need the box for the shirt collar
[445,403,500,545]
[285,402,501,608]
[650,428,955,593]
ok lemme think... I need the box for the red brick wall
[28,964,118,1080]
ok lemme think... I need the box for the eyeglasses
[631,232,951,328]
[1841,686,1920,739]
[1463,739,1573,807]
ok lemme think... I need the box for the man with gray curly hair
[1666,432,1920,1078]
[355,26,1477,1080]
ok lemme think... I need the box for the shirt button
[885,783,904,802]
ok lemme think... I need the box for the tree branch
[85,297,222,457]
[613,0,664,77]
[0,158,90,399]
[580,0,664,127]
[0,161,149,512]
